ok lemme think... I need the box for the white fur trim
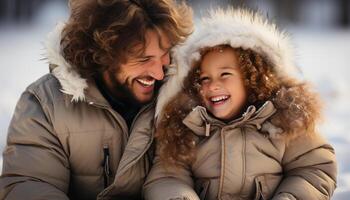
[156,8,298,122]
[44,22,88,102]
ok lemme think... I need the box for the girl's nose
[208,80,221,91]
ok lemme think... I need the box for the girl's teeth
[211,95,228,102]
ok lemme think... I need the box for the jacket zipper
[129,102,153,132]
[102,144,111,188]
[96,103,154,199]
[115,105,154,176]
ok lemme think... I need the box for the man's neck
[94,77,142,128]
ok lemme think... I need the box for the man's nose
[149,61,165,80]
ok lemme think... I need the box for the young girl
[144,8,337,200]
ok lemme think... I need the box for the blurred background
[0,0,349,199]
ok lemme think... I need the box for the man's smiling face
[103,29,171,104]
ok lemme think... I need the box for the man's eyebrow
[137,48,170,59]
[159,38,172,51]
[162,46,171,51]
[162,48,171,55]
[136,55,153,60]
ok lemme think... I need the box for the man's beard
[106,72,162,106]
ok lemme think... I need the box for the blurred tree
[0,0,5,20]
[227,0,248,7]
[0,0,51,23]
[272,0,299,24]
[338,0,350,27]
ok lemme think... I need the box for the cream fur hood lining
[44,22,88,102]
[156,8,299,121]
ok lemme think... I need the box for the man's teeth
[137,79,155,86]
[210,95,229,102]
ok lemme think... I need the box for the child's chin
[213,112,228,120]
[213,111,237,121]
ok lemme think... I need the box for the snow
[0,1,349,199]
[282,27,350,200]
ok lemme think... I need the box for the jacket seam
[218,128,226,199]
[239,127,247,194]
[56,129,118,135]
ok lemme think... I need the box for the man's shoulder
[25,73,65,102]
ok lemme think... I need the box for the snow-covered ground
[0,1,349,199]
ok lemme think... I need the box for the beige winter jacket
[144,101,337,200]
[0,24,154,200]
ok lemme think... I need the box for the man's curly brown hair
[61,0,193,79]
[156,45,323,167]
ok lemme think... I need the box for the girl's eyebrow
[218,65,239,70]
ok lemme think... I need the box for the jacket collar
[182,101,278,137]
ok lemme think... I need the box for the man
[0,0,192,199]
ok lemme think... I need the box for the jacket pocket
[195,179,210,200]
[254,174,282,200]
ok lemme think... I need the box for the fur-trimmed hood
[151,8,324,168]
[156,8,298,121]
[44,22,88,102]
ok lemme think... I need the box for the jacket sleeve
[0,91,70,199]
[143,153,200,200]
[271,133,337,200]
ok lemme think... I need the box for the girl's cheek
[199,88,205,96]
[199,89,206,101]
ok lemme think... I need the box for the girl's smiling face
[199,47,247,120]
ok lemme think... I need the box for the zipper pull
[103,144,111,188]
[205,123,211,137]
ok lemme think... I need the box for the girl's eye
[199,77,209,84]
